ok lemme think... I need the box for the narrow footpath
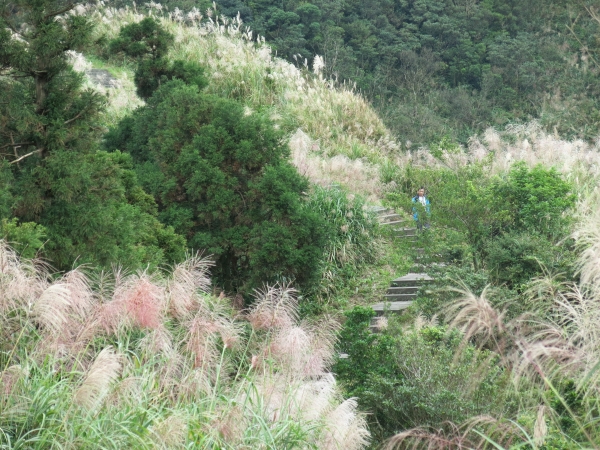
[371,206,433,322]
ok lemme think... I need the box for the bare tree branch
[43,3,75,20]
[0,142,34,150]
[9,148,42,164]
[63,107,88,125]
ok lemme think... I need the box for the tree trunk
[35,71,49,114]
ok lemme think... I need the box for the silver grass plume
[74,347,122,409]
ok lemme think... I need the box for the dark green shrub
[110,18,207,98]
[0,1,186,271]
[106,80,326,294]
[484,231,575,289]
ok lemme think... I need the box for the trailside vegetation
[0,243,369,449]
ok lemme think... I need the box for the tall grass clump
[0,243,369,449]
[305,186,380,302]
[385,193,600,449]
[401,121,600,194]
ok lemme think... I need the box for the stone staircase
[339,207,433,357]
[371,206,432,329]
[371,206,417,239]
[371,272,432,318]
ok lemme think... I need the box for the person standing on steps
[412,187,430,231]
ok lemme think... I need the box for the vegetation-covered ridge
[112,0,600,146]
[86,2,399,201]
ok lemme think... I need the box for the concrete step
[384,293,417,301]
[381,220,407,227]
[85,69,120,88]
[369,206,393,215]
[378,213,404,223]
[396,228,417,238]
[387,286,419,295]
[372,301,413,315]
[390,273,432,287]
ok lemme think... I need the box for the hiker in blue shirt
[412,187,430,231]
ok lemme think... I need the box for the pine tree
[110,17,207,99]
[0,0,185,268]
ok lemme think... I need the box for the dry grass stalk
[150,413,189,449]
[74,347,122,410]
[384,416,521,450]
[247,284,299,330]
[0,241,369,448]
[168,254,212,320]
[319,398,371,450]
[0,241,48,316]
[445,285,507,351]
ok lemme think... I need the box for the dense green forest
[127,0,600,145]
[2,0,600,448]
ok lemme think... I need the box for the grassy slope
[87,7,400,203]
[81,5,600,314]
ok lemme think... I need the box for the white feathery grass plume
[150,413,189,449]
[157,349,186,399]
[74,347,122,409]
[66,50,93,72]
[138,325,175,356]
[445,285,507,349]
[167,254,212,320]
[184,300,239,371]
[373,316,388,331]
[533,405,548,447]
[293,372,337,422]
[205,406,246,444]
[177,367,214,400]
[0,240,48,315]
[32,283,72,336]
[247,284,298,330]
[313,54,325,76]
[108,375,144,408]
[61,269,95,324]
[319,398,370,450]
[0,365,26,395]
[30,268,98,350]
[573,201,600,296]
[384,416,522,450]
[269,325,312,376]
[112,272,166,330]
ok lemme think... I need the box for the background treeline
[129,0,600,145]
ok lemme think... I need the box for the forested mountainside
[3,0,600,448]
[116,0,600,145]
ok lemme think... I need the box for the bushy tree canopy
[110,17,207,99]
[106,79,326,293]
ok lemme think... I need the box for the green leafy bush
[106,79,326,295]
[0,218,46,259]
[490,162,575,238]
[335,307,512,442]
[484,231,575,289]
